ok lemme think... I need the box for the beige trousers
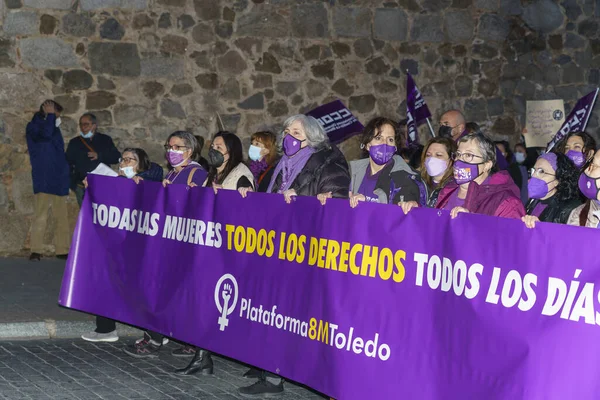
[30,193,71,255]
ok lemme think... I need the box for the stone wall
[0,0,598,254]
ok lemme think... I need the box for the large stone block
[292,4,329,38]
[23,0,71,9]
[445,10,474,42]
[410,15,444,42]
[523,0,564,33]
[236,8,287,38]
[85,91,116,109]
[89,42,140,76]
[349,94,376,113]
[217,50,247,75]
[193,0,220,20]
[81,0,147,10]
[100,18,125,40]
[20,38,78,68]
[62,13,96,37]
[114,104,149,125]
[478,13,510,42]
[160,99,186,119]
[140,56,184,80]
[374,8,408,41]
[4,11,38,36]
[0,213,28,253]
[333,8,371,38]
[62,70,93,91]
[0,73,46,108]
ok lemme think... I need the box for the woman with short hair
[436,133,525,218]
[162,131,208,187]
[248,130,279,192]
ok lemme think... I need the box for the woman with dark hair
[205,131,254,190]
[248,131,279,192]
[82,147,163,344]
[436,133,525,218]
[397,137,457,214]
[348,117,422,208]
[555,131,597,168]
[173,131,253,378]
[522,152,581,228]
[568,149,600,227]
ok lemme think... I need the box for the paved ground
[0,258,326,399]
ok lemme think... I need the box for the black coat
[526,196,582,224]
[270,145,350,198]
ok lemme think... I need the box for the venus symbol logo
[214,274,239,331]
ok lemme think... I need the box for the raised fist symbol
[222,283,232,303]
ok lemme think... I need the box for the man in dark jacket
[66,112,121,206]
[26,100,71,261]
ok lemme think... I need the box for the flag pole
[216,112,225,131]
[426,118,436,138]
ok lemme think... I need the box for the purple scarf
[267,147,316,193]
[249,159,268,179]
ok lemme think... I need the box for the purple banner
[547,88,598,151]
[61,176,600,400]
[306,100,364,144]
[406,72,432,146]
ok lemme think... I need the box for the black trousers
[95,316,116,333]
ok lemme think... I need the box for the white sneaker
[81,331,119,342]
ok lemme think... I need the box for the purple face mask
[283,134,305,157]
[567,150,586,168]
[528,177,550,199]
[166,150,186,167]
[579,173,600,200]
[453,160,480,184]
[369,144,396,165]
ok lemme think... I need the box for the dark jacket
[269,145,350,198]
[25,113,70,196]
[257,163,277,193]
[526,196,582,224]
[436,171,525,218]
[138,162,164,182]
[508,162,529,205]
[349,155,423,204]
[66,132,121,189]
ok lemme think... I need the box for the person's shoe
[174,349,213,375]
[81,331,119,343]
[56,254,68,260]
[171,345,196,358]
[29,253,41,262]
[243,367,263,379]
[238,378,284,397]
[135,332,169,346]
[123,332,161,358]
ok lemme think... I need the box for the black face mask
[208,148,225,168]
[439,125,453,138]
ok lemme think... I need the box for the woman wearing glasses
[123,131,207,359]
[568,149,600,227]
[82,147,163,344]
[436,133,525,218]
[162,131,208,187]
[521,152,581,228]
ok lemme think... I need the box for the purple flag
[61,176,600,400]
[406,72,432,146]
[547,88,599,151]
[306,100,364,144]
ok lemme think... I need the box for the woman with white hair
[240,114,350,203]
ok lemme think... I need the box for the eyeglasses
[452,152,484,163]
[79,122,93,127]
[530,168,556,178]
[119,157,137,164]
[164,145,188,151]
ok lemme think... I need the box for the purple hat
[539,152,557,172]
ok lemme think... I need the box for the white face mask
[119,166,136,179]
[80,131,93,139]
[55,117,62,128]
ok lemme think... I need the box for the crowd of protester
[25,98,600,397]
